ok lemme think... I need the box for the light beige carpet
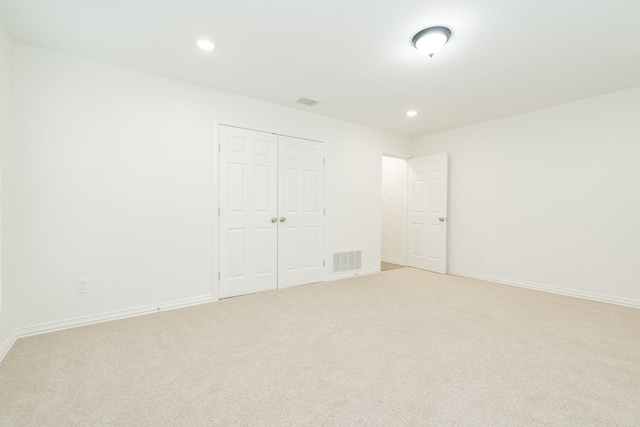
[1,268,640,426]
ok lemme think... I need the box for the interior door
[407,153,448,274]
[219,125,278,298]
[277,136,325,288]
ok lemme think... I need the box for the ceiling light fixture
[196,40,215,51]
[406,111,418,117]
[412,26,451,57]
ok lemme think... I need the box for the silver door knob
[439,217,445,222]
[279,217,286,223]
[271,217,278,223]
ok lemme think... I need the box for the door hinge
[323,209,326,216]
[218,272,220,280]
[218,144,221,153]
[218,208,221,216]
[323,259,326,266]
[323,158,326,166]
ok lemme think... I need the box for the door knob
[439,217,445,222]
[279,217,286,223]
[271,217,278,223]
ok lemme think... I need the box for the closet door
[277,136,325,288]
[219,125,278,298]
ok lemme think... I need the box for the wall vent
[296,97,319,106]
[333,250,362,274]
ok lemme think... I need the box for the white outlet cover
[77,279,89,294]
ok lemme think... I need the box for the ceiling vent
[296,98,319,106]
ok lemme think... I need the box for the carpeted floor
[1,268,639,426]
[381,261,404,271]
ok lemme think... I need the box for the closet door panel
[219,125,278,298]
[278,136,325,288]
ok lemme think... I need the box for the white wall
[411,86,640,306]
[0,18,15,354]
[381,156,406,264]
[13,44,411,329]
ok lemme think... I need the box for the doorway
[381,153,449,274]
[381,156,408,269]
[218,125,325,298]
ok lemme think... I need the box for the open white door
[277,136,325,288]
[219,125,278,298]
[407,153,448,274]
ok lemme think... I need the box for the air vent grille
[296,98,319,106]
[333,250,362,274]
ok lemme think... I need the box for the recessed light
[406,111,418,117]
[196,40,215,51]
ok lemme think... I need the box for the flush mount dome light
[412,26,451,57]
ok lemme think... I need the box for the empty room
[1,0,639,425]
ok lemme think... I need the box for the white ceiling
[1,0,639,136]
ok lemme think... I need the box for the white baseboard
[0,330,18,364]
[16,294,214,338]
[381,256,405,265]
[448,268,640,309]
[328,267,380,282]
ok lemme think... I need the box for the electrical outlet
[477,253,484,262]
[77,279,89,294]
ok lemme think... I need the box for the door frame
[214,120,328,300]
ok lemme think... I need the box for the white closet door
[407,153,448,274]
[277,136,325,288]
[219,125,278,298]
